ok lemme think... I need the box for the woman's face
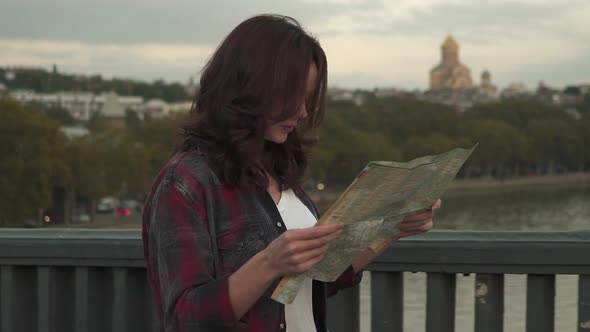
[263,64,318,144]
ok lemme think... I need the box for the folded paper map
[271,144,477,304]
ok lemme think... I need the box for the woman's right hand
[261,222,344,277]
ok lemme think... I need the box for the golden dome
[441,35,458,50]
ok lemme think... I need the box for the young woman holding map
[142,14,439,332]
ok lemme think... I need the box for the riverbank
[307,172,590,208]
[448,172,590,191]
[48,173,590,229]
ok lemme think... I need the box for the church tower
[429,35,473,91]
[479,70,498,96]
[441,35,459,65]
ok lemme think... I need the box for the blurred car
[97,197,118,214]
[72,213,91,223]
[117,200,142,217]
[40,209,64,225]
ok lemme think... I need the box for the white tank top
[276,189,318,332]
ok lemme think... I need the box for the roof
[441,35,459,49]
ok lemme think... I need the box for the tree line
[0,95,588,226]
[1,67,192,102]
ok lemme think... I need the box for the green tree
[87,112,111,135]
[125,109,142,133]
[46,106,77,126]
[524,118,580,174]
[133,112,188,177]
[0,98,67,226]
[401,133,458,161]
[459,119,529,177]
[63,138,99,223]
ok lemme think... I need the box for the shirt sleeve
[326,265,363,298]
[147,180,238,331]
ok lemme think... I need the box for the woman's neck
[267,174,282,204]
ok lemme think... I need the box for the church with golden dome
[429,35,474,91]
[423,35,498,110]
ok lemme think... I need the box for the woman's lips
[280,125,294,133]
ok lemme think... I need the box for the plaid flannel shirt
[142,149,363,332]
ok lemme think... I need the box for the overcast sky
[1,0,588,90]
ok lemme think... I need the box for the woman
[142,14,437,332]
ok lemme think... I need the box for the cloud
[0,0,588,89]
[0,39,212,82]
[0,0,350,44]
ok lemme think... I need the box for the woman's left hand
[352,199,441,272]
[396,198,440,239]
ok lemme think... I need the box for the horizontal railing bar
[1,230,590,274]
[2,229,589,242]
[0,258,146,268]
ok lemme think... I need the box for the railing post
[426,272,456,332]
[2,229,590,332]
[371,271,403,332]
[475,273,504,332]
[526,274,555,332]
[37,266,53,332]
[74,266,89,332]
[579,275,590,332]
[113,267,128,332]
[327,286,360,332]
[1,266,14,332]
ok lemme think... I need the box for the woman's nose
[298,104,308,119]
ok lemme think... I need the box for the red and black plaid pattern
[142,150,362,331]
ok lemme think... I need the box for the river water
[329,182,590,332]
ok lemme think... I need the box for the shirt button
[276,222,282,227]
[280,323,285,329]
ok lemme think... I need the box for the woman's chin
[265,134,289,144]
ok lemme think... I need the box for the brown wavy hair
[180,14,328,192]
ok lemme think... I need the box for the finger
[432,199,442,210]
[286,222,344,240]
[400,219,433,232]
[288,229,342,253]
[290,242,330,265]
[413,220,433,231]
[293,251,328,273]
[403,210,434,222]
[401,214,433,225]
[399,218,433,230]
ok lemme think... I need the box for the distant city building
[8,88,196,125]
[564,84,590,105]
[500,83,531,99]
[144,99,170,118]
[327,87,367,106]
[186,76,199,98]
[60,126,89,139]
[168,102,193,114]
[429,35,473,91]
[422,35,498,111]
[373,87,411,98]
[535,81,569,105]
[9,90,144,121]
[470,70,499,103]
[99,92,127,128]
[480,70,497,94]
[328,87,354,101]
